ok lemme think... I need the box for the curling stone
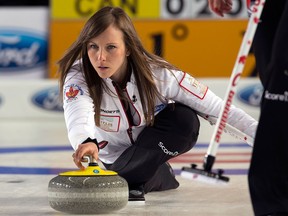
[48,156,128,214]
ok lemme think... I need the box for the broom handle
[204,0,266,171]
[198,113,254,146]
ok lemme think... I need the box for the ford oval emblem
[0,29,47,72]
[237,84,263,107]
[32,87,63,112]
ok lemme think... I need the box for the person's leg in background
[251,0,282,86]
[248,0,288,215]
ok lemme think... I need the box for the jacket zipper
[112,82,135,144]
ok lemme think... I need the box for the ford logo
[32,87,63,112]
[237,84,263,107]
[0,29,47,72]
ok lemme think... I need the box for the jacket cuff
[81,137,99,151]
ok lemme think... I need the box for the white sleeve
[62,68,96,150]
[192,88,258,139]
[158,69,258,139]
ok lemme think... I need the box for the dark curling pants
[104,103,200,193]
[248,0,288,215]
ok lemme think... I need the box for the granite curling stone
[48,158,128,214]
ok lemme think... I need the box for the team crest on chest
[64,84,84,103]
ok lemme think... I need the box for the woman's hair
[58,6,178,126]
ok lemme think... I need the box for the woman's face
[87,25,129,83]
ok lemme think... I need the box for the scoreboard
[49,0,256,78]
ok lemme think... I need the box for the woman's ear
[126,50,130,56]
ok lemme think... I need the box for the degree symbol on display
[171,23,189,41]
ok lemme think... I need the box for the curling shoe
[128,185,145,204]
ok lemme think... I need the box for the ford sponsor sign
[32,87,63,112]
[237,84,263,107]
[0,29,47,72]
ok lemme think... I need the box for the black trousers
[104,103,200,193]
[248,0,288,215]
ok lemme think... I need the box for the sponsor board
[49,0,255,79]
[237,84,263,107]
[0,29,47,73]
[32,87,63,112]
[0,78,260,120]
[160,0,249,19]
[0,80,63,119]
[0,7,49,78]
[49,20,256,78]
[52,0,249,19]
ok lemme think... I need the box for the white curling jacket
[63,61,258,164]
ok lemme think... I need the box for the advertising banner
[49,0,256,78]
[0,7,49,79]
[0,78,261,120]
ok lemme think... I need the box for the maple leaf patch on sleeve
[64,84,84,103]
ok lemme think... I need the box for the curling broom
[181,0,266,184]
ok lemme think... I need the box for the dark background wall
[0,0,48,6]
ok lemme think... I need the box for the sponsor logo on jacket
[237,84,263,107]
[32,87,63,111]
[0,29,47,72]
[264,90,288,102]
[155,104,166,113]
[158,142,179,156]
